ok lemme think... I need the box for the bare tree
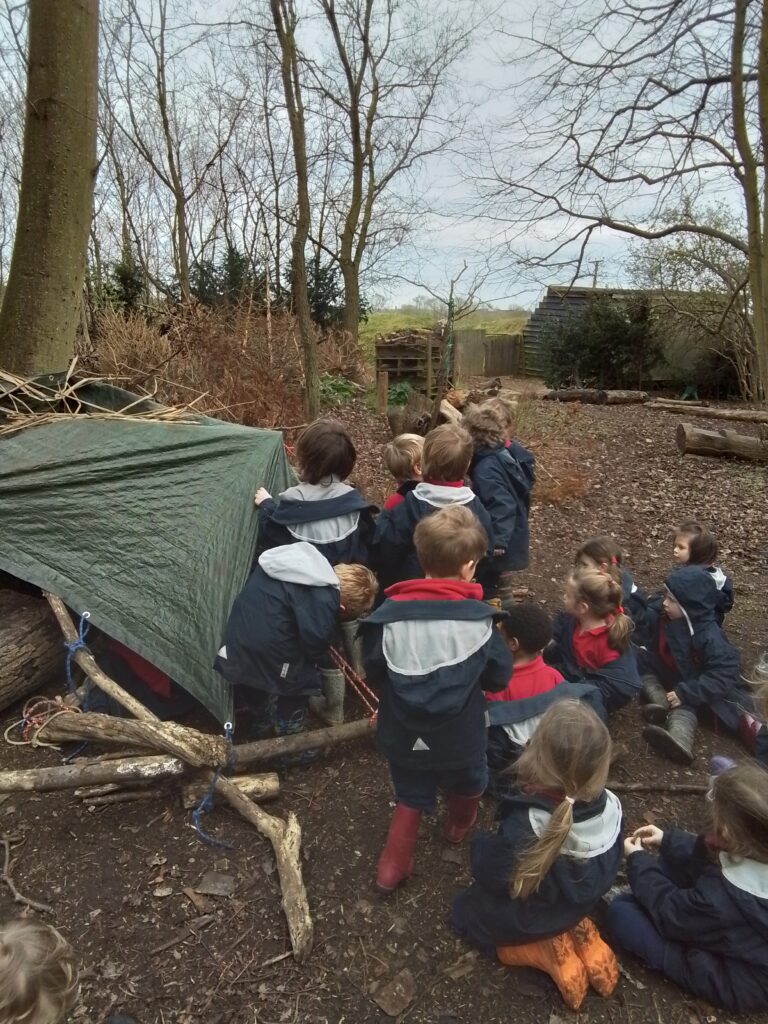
[490,0,768,400]
[0,0,99,374]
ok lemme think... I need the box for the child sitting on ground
[574,536,649,639]
[638,563,754,765]
[451,701,622,1011]
[673,520,733,624]
[215,541,377,738]
[0,919,79,1024]
[545,569,641,716]
[361,505,512,895]
[371,423,493,588]
[383,433,423,510]
[608,760,768,1014]
[486,603,605,788]
[463,404,535,599]
[255,418,376,566]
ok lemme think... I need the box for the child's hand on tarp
[254,487,272,507]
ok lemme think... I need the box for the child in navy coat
[361,504,512,895]
[463,404,535,598]
[383,433,423,510]
[574,536,649,641]
[638,564,754,765]
[214,542,377,736]
[452,701,622,1011]
[545,569,641,716]
[609,760,768,1014]
[673,520,733,624]
[255,419,376,566]
[485,602,605,789]
[371,423,493,588]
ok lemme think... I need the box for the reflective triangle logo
[217,645,227,659]
[412,737,430,751]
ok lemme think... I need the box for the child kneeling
[361,505,512,895]
[215,542,377,737]
[452,701,622,1010]
[609,760,768,1014]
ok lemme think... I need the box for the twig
[1,836,53,914]
[608,781,708,794]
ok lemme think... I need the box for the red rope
[329,646,378,721]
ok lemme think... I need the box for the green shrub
[319,372,356,406]
[387,380,414,406]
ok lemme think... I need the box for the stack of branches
[0,594,377,962]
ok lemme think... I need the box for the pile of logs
[0,594,378,962]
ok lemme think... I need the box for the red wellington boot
[376,804,422,895]
[443,792,483,845]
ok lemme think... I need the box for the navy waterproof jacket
[371,482,494,588]
[469,443,534,572]
[627,827,768,1013]
[214,542,339,697]
[639,565,752,732]
[545,612,641,716]
[452,787,623,950]
[360,581,512,770]
[257,479,377,566]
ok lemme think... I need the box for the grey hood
[258,542,339,588]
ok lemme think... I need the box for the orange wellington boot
[497,932,588,1011]
[569,917,619,998]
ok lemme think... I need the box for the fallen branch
[85,788,165,807]
[2,836,53,914]
[676,422,768,463]
[181,773,279,809]
[607,781,708,794]
[543,388,608,404]
[649,401,768,425]
[0,754,186,793]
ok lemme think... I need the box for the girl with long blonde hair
[451,701,623,1010]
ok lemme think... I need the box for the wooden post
[425,338,433,398]
[376,370,389,414]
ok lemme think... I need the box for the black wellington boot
[639,675,670,725]
[642,708,697,766]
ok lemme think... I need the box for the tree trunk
[676,422,768,462]
[543,389,608,404]
[0,590,65,712]
[649,402,768,424]
[340,257,360,343]
[603,390,649,404]
[270,0,318,420]
[0,0,99,375]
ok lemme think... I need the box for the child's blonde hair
[462,404,505,448]
[383,434,424,482]
[421,424,472,482]
[510,701,612,899]
[711,761,768,862]
[482,397,517,437]
[568,568,633,653]
[0,920,79,1024]
[334,564,378,620]
[414,505,487,577]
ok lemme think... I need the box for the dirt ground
[1,388,767,1024]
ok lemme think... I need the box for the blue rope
[192,722,235,849]
[65,612,91,704]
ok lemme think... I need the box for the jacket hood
[412,481,476,507]
[665,565,719,631]
[258,542,340,588]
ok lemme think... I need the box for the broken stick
[0,754,185,793]
[2,836,53,914]
[607,780,708,794]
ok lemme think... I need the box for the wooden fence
[454,329,524,381]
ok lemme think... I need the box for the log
[543,389,608,404]
[43,592,314,962]
[181,773,280,809]
[438,399,463,425]
[603,390,648,405]
[386,390,432,437]
[608,780,708,794]
[234,717,374,769]
[648,398,709,408]
[649,401,768,425]
[676,422,768,463]
[0,754,186,793]
[0,590,66,712]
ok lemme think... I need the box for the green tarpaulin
[0,383,294,723]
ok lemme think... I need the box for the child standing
[608,760,768,1014]
[452,701,622,1011]
[545,569,641,716]
[483,396,536,492]
[463,404,535,598]
[361,505,512,895]
[255,419,376,566]
[673,520,733,624]
[638,564,753,765]
[574,536,649,638]
[383,433,423,510]
[486,604,605,784]
[0,919,79,1024]
[215,542,377,737]
[372,423,493,587]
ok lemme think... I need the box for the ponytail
[607,611,633,654]
[510,797,575,899]
[570,568,634,653]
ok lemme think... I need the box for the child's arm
[369,505,411,574]
[479,629,514,693]
[674,634,741,707]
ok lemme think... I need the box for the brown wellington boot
[497,933,589,1011]
[569,917,619,998]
